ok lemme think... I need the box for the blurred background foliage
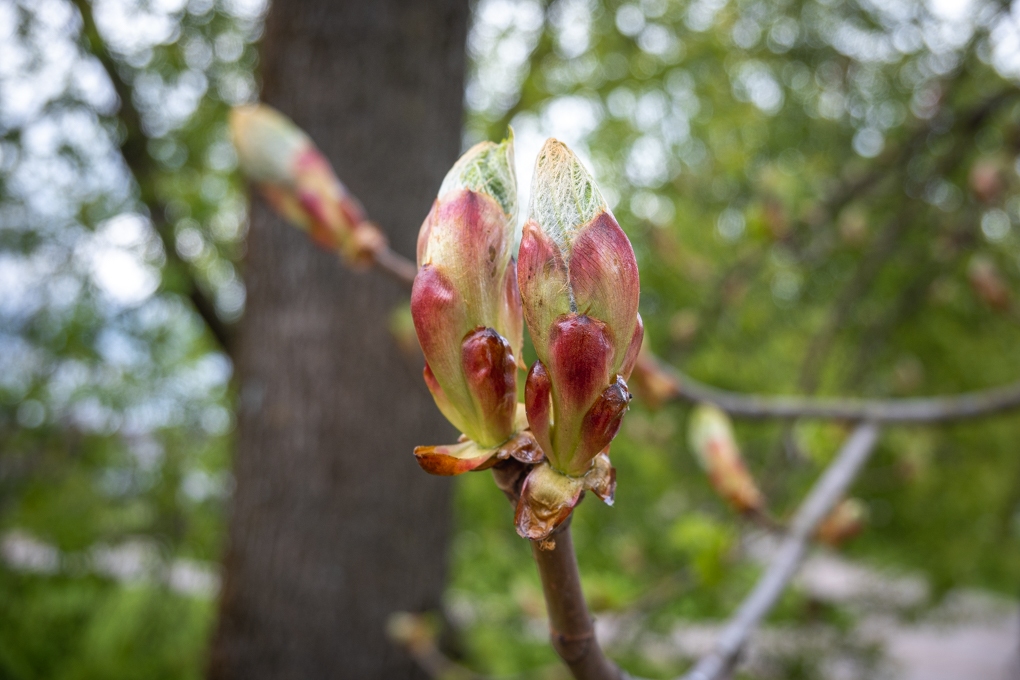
[2,0,1020,678]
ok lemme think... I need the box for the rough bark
[208,2,469,678]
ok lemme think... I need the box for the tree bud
[411,135,528,473]
[229,104,385,264]
[518,139,641,478]
[687,404,765,514]
[815,498,868,546]
[514,453,616,541]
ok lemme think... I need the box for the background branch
[645,355,1020,422]
[72,0,234,353]
[309,233,1020,425]
[680,423,881,680]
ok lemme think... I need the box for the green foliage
[0,569,213,680]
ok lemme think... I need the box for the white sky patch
[508,96,603,234]
[87,214,162,307]
[90,247,159,306]
[927,0,975,23]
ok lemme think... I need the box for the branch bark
[532,520,622,680]
[72,0,234,353]
[642,354,1020,423]
[680,423,881,680]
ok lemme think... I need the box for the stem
[531,520,621,680]
[648,355,1020,423]
[372,245,418,288]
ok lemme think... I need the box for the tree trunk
[208,2,468,678]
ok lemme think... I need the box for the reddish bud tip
[575,376,631,474]
[524,361,554,457]
[461,327,518,446]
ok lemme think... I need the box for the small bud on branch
[815,497,868,546]
[688,404,765,515]
[229,104,386,265]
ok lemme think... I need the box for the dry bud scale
[229,104,386,265]
[410,133,539,475]
[514,140,643,541]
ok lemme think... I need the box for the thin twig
[680,423,881,680]
[643,355,1020,422]
[372,245,418,288]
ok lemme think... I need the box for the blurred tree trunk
[208,2,468,678]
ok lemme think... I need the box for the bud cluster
[411,136,643,541]
[230,109,642,540]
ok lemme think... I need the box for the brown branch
[639,353,1020,422]
[72,0,234,353]
[372,245,418,288]
[532,519,623,680]
[680,423,881,680]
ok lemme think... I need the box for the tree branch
[641,353,1020,423]
[372,244,418,288]
[72,0,234,353]
[680,423,881,680]
[346,241,1020,424]
[532,520,622,680]
[276,236,1020,427]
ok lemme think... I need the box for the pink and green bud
[688,405,765,514]
[229,104,385,265]
[518,140,642,478]
[412,135,530,472]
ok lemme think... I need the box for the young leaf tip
[438,129,517,221]
[528,138,607,251]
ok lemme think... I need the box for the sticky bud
[687,404,765,514]
[514,453,616,541]
[229,104,385,264]
[411,133,528,474]
[815,498,868,546]
[968,255,1011,312]
[518,139,641,480]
